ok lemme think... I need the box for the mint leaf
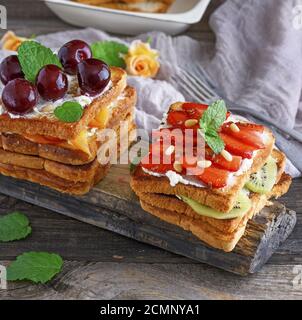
[199,99,227,154]
[54,101,83,123]
[7,252,63,284]
[18,41,62,83]
[0,212,31,242]
[205,130,225,154]
[200,99,227,132]
[91,41,129,68]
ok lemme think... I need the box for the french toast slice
[0,86,136,165]
[0,120,136,195]
[74,0,174,13]
[0,114,135,183]
[139,170,292,252]
[89,1,170,13]
[133,150,289,234]
[0,67,127,140]
[131,129,275,213]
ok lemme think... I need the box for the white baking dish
[44,0,211,35]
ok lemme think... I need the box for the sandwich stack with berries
[131,100,292,252]
[0,39,136,195]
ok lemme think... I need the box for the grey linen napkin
[207,0,302,132]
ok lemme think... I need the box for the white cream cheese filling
[0,76,113,119]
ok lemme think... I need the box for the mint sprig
[18,41,62,83]
[54,101,83,123]
[199,100,227,154]
[91,41,129,68]
[0,212,31,242]
[7,252,63,284]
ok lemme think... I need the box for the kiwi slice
[245,157,278,194]
[180,191,252,220]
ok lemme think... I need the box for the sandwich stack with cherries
[0,39,136,195]
[131,100,292,252]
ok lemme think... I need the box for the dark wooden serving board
[0,165,296,275]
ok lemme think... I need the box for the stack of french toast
[131,101,292,252]
[0,39,136,195]
[74,0,174,13]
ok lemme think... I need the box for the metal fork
[171,65,302,172]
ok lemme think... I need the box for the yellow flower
[124,40,160,78]
[1,31,28,51]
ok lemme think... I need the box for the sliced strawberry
[167,111,189,128]
[222,122,265,149]
[152,128,200,147]
[141,158,174,174]
[220,133,258,159]
[197,166,230,189]
[211,154,242,172]
[182,102,208,119]
[182,155,198,168]
[237,122,264,133]
[141,142,175,174]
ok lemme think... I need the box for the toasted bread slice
[140,172,292,252]
[0,115,135,183]
[0,120,136,195]
[0,86,137,165]
[134,150,290,233]
[74,0,173,11]
[0,67,127,141]
[131,130,275,213]
[92,1,170,13]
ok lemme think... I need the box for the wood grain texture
[1,261,302,300]
[0,0,301,300]
[0,166,297,275]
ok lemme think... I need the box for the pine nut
[197,160,212,168]
[185,119,198,128]
[230,123,240,133]
[41,104,54,113]
[221,149,233,162]
[170,103,183,111]
[165,145,175,156]
[173,161,183,173]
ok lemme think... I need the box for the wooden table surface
[0,0,302,300]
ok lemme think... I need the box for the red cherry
[2,78,38,115]
[36,64,68,101]
[0,55,24,85]
[77,58,111,96]
[58,40,92,75]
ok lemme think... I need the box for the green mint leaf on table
[91,41,129,68]
[199,100,227,154]
[54,101,83,123]
[18,41,62,83]
[0,212,31,242]
[7,252,63,284]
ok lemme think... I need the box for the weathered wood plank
[0,194,193,263]
[1,261,302,300]
[0,166,297,275]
